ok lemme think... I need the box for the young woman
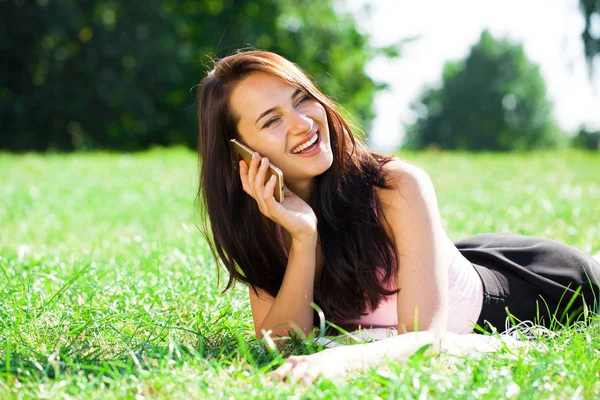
[196,50,600,382]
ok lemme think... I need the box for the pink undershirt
[343,248,484,334]
[276,226,484,335]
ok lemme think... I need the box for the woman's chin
[286,153,333,178]
[314,155,334,175]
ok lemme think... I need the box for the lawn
[1,148,599,399]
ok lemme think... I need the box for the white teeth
[291,132,318,154]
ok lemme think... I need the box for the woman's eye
[263,117,279,128]
[298,95,310,104]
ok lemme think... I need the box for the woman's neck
[285,178,313,202]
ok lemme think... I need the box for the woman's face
[229,71,333,188]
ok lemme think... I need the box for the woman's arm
[274,331,517,383]
[239,154,320,338]
[378,159,454,335]
[249,234,318,338]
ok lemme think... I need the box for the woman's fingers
[289,360,311,382]
[246,152,260,196]
[303,364,322,385]
[265,174,277,196]
[272,356,322,385]
[239,153,279,215]
[239,152,264,197]
[273,357,306,381]
[273,360,295,381]
[252,156,271,211]
[261,163,279,204]
[256,158,282,214]
[252,156,269,197]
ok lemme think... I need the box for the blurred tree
[572,125,600,150]
[0,0,395,151]
[404,30,565,151]
[579,0,599,71]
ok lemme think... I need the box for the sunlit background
[2,0,599,152]
[343,0,600,151]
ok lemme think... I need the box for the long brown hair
[196,50,398,324]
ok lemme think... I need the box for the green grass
[1,148,599,399]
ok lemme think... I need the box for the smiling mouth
[291,131,320,154]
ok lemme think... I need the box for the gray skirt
[455,233,600,332]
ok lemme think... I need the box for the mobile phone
[230,139,285,203]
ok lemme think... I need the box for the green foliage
[405,30,565,151]
[579,0,600,70]
[1,149,599,397]
[572,126,600,150]
[0,0,387,151]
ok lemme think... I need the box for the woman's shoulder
[377,157,436,203]
[374,157,442,240]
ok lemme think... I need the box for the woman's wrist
[290,233,318,250]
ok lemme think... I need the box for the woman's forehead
[230,72,298,123]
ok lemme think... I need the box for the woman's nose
[288,110,312,135]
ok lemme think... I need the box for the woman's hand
[271,331,522,385]
[239,152,317,241]
[273,350,349,385]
